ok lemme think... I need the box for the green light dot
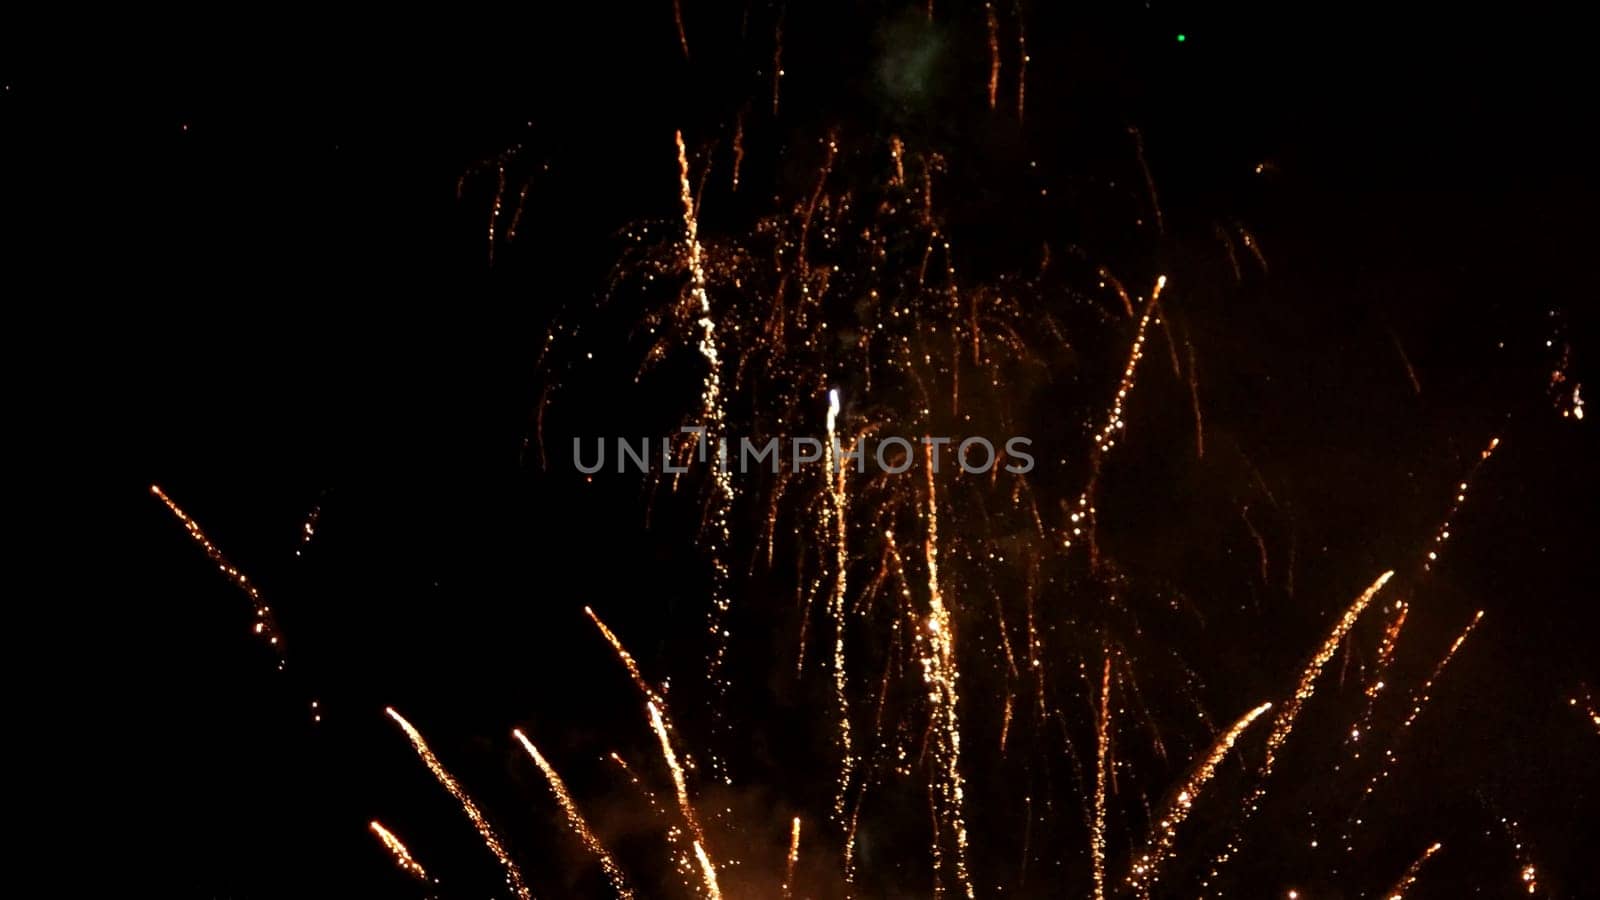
[1176,34,1187,42]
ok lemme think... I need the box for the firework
[513,730,634,899]
[369,820,432,883]
[1383,841,1442,899]
[151,484,285,670]
[385,707,532,900]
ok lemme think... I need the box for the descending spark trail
[1353,435,1503,752]
[1205,571,1394,888]
[385,708,532,900]
[1383,841,1442,899]
[920,450,976,900]
[648,701,722,900]
[585,605,664,706]
[676,131,738,740]
[782,816,802,899]
[985,3,1000,110]
[369,820,432,883]
[1091,650,1113,900]
[1265,570,1394,775]
[512,730,635,899]
[1345,612,1484,845]
[824,388,854,817]
[1067,275,1166,563]
[150,484,285,669]
[1124,701,1273,896]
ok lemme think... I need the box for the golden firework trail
[1354,434,1502,753]
[150,484,285,670]
[369,820,432,883]
[1091,650,1113,900]
[1383,841,1442,899]
[295,500,321,557]
[585,605,664,707]
[1014,2,1028,120]
[825,388,854,818]
[920,449,976,900]
[1124,701,1273,896]
[676,131,738,745]
[512,729,634,900]
[985,3,1000,110]
[647,700,722,900]
[782,816,802,899]
[1423,435,1502,573]
[385,707,533,900]
[1345,611,1484,846]
[1067,275,1166,562]
[673,0,689,59]
[1573,684,1600,736]
[1129,127,1163,236]
[1205,570,1393,887]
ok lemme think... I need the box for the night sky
[14,3,1596,897]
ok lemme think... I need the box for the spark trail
[676,131,738,748]
[150,484,285,670]
[513,729,635,899]
[1204,570,1394,888]
[1383,841,1442,899]
[782,816,802,899]
[369,820,432,883]
[385,708,532,900]
[1091,650,1113,900]
[920,449,975,900]
[1124,701,1274,896]
[825,388,854,817]
[648,700,722,900]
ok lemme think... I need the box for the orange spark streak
[150,484,285,670]
[385,708,532,900]
[782,816,802,899]
[513,730,634,899]
[1125,701,1272,894]
[369,820,432,883]
[648,701,722,900]
[1383,842,1442,899]
[1091,650,1113,900]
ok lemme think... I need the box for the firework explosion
[127,3,1596,899]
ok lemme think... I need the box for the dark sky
[11,3,1596,897]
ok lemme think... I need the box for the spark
[1015,2,1028,119]
[825,388,854,817]
[1350,612,1483,821]
[1067,275,1166,563]
[921,448,975,899]
[1207,571,1393,885]
[1186,334,1204,458]
[1382,841,1442,899]
[1129,127,1164,235]
[513,730,634,899]
[782,816,802,899]
[648,701,722,900]
[369,820,432,883]
[585,605,664,706]
[1091,650,1113,900]
[296,500,321,557]
[1125,701,1273,894]
[673,0,689,59]
[985,3,1001,110]
[150,484,285,670]
[677,130,738,769]
[385,708,532,900]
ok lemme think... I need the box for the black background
[9,2,1596,896]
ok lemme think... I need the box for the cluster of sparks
[151,484,285,670]
[149,8,1593,898]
